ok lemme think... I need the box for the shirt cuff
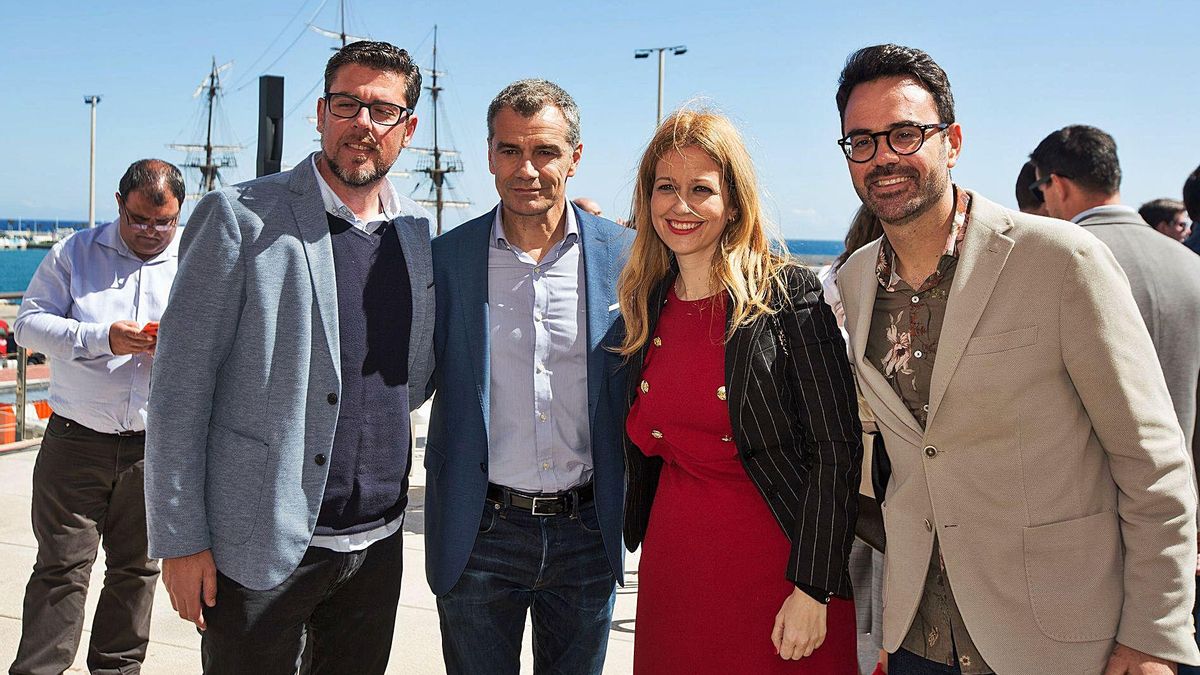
[82,322,114,358]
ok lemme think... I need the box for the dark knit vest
[315,213,412,535]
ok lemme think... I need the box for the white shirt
[14,222,179,433]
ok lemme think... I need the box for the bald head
[572,197,603,216]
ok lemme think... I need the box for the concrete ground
[0,402,641,674]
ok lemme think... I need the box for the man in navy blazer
[145,42,434,673]
[426,79,631,674]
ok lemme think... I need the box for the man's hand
[1103,643,1176,674]
[108,320,156,355]
[162,549,218,631]
[772,587,827,660]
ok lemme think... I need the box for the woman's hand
[772,587,827,660]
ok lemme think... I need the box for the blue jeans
[890,648,965,674]
[436,500,616,675]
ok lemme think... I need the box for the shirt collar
[311,154,403,232]
[490,201,579,252]
[876,184,971,292]
[1071,203,1139,224]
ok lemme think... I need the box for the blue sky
[2,0,1196,239]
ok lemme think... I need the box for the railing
[2,291,31,442]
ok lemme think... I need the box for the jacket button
[924,518,933,532]
[314,453,327,466]
[745,448,756,459]
[327,392,338,405]
[923,445,937,458]
[480,462,488,474]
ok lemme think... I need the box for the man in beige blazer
[832,44,1199,674]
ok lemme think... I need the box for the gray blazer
[144,154,435,590]
[1079,209,1200,471]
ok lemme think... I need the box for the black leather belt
[51,413,145,438]
[486,482,594,516]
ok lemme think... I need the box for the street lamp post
[84,95,102,228]
[634,45,687,127]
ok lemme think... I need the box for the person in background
[425,79,631,675]
[572,196,604,216]
[620,108,862,674]
[10,159,183,675]
[1139,198,1191,242]
[835,44,1199,673]
[1030,125,1200,464]
[1014,160,1047,215]
[1182,165,1200,255]
[144,41,434,674]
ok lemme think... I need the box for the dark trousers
[200,527,405,675]
[890,648,965,674]
[436,501,616,675]
[10,414,159,675]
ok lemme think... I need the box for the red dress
[626,288,857,674]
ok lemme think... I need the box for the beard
[325,152,394,187]
[854,148,951,227]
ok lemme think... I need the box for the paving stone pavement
[0,401,639,674]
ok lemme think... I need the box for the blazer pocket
[964,325,1038,356]
[424,442,446,479]
[1023,510,1122,642]
[205,422,271,546]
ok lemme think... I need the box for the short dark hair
[1139,198,1186,228]
[118,159,185,207]
[1028,125,1121,195]
[836,44,955,128]
[487,79,581,147]
[324,40,422,108]
[1185,166,1200,222]
[1015,160,1044,212]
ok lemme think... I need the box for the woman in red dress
[618,110,863,674]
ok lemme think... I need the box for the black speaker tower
[256,75,284,177]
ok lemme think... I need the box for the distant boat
[0,236,28,250]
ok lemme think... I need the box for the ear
[567,142,583,178]
[944,122,963,169]
[487,140,497,176]
[315,97,327,133]
[399,114,418,148]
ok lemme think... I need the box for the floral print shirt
[865,186,992,674]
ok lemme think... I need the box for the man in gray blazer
[144,41,434,674]
[1030,125,1200,462]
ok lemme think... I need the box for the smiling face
[842,76,961,227]
[650,145,733,267]
[488,105,581,220]
[316,63,416,188]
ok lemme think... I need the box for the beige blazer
[837,190,1199,672]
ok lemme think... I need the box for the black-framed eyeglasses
[324,92,413,127]
[838,123,950,163]
[1028,172,1070,202]
[119,202,178,232]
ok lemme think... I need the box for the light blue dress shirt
[487,203,592,493]
[14,221,179,433]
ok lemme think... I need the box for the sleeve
[779,267,864,598]
[143,190,246,560]
[1060,238,1199,664]
[13,240,113,360]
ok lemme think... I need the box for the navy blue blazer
[424,203,632,596]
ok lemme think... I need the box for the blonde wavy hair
[617,109,791,357]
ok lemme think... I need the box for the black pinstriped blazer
[623,264,863,598]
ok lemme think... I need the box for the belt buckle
[530,496,558,516]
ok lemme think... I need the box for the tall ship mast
[169,58,243,199]
[407,25,470,235]
[310,0,368,49]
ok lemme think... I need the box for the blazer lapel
[579,206,616,428]
[845,241,924,445]
[460,210,496,434]
[925,195,1015,426]
[290,156,341,382]
[391,212,432,388]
